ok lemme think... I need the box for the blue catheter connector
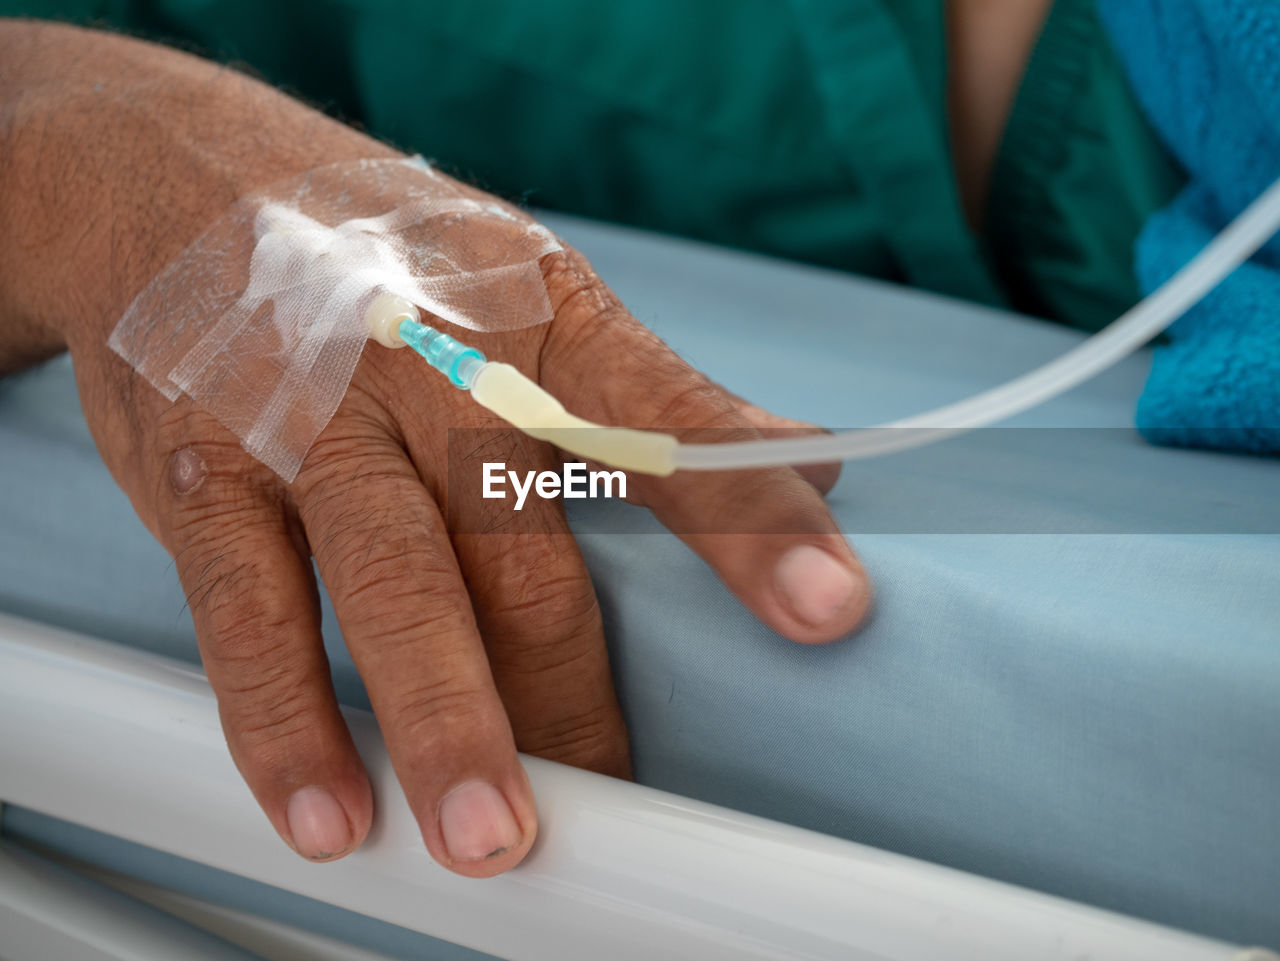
[397,317,487,389]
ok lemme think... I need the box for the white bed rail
[0,613,1269,961]
[0,840,264,961]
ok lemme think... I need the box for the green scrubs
[4,0,1185,330]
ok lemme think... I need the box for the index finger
[539,250,872,643]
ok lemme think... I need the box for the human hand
[0,22,871,877]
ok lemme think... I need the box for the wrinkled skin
[1,21,871,877]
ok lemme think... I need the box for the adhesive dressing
[109,157,561,480]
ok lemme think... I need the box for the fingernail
[438,781,522,862]
[774,544,860,627]
[286,786,352,860]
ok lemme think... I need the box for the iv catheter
[366,293,678,474]
[368,175,1280,476]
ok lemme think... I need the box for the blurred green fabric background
[4,0,1184,328]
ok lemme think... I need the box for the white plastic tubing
[673,174,1280,470]
[0,613,1264,961]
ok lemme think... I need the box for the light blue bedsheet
[2,213,1278,954]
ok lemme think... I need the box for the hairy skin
[0,21,870,877]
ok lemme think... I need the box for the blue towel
[1099,0,1280,453]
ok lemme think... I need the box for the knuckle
[553,273,613,325]
[223,678,316,755]
[714,471,819,531]
[485,586,604,677]
[354,583,470,654]
[643,377,742,434]
[322,523,467,643]
[168,487,273,548]
[541,249,627,334]
[179,533,297,636]
[153,403,263,488]
[205,640,327,767]
[159,458,282,555]
[154,401,220,448]
[203,605,301,680]
[293,433,400,510]
[519,707,628,774]
[296,470,473,649]
[383,676,503,751]
[179,545,250,626]
[487,558,593,619]
[491,633,597,681]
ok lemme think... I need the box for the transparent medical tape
[109,157,561,481]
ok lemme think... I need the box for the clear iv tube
[673,176,1280,472]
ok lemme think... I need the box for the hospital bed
[1,211,1278,958]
